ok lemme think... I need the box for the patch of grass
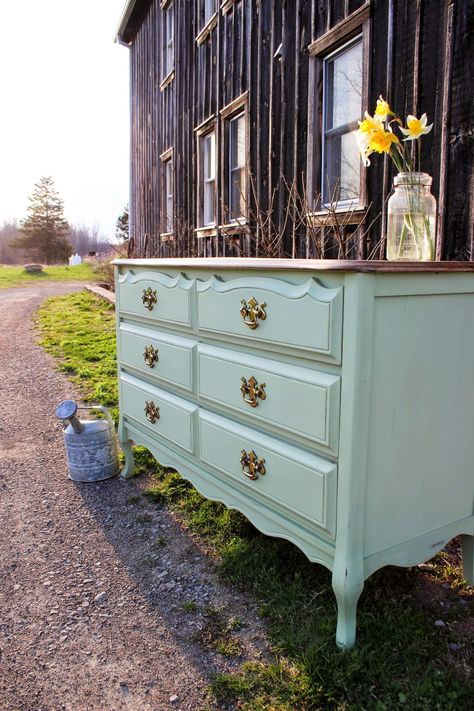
[0,262,97,289]
[37,291,474,711]
[194,605,242,658]
[182,600,197,612]
[36,291,118,418]
[153,536,168,548]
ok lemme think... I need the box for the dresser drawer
[119,323,195,392]
[200,411,337,536]
[198,345,340,455]
[197,275,342,362]
[118,270,194,328]
[121,373,197,453]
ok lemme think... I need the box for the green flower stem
[398,219,408,257]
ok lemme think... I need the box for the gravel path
[0,283,269,711]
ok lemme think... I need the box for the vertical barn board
[444,1,474,259]
[366,0,390,257]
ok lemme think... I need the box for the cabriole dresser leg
[118,421,135,479]
[331,562,364,650]
[460,534,474,586]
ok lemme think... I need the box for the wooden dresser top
[113,258,474,273]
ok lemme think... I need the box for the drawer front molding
[197,275,343,363]
[198,344,340,455]
[119,323,195,392]
[199,410,337,537]
[118,270,194,327]
[121,373,197,453]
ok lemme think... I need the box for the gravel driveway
[0,283,269,711]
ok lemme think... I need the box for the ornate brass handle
[240,449,266,480]
[143,345,159,368]
[144,401,160,423]
[142,287,158,311]
[240,297,266,330]
[240,376,266,408]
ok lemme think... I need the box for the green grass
[37,291,474,711]
[36,291,118,419]
[0,262,97,289]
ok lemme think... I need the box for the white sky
[0,0,130,242]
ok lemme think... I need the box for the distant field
[0,263,97,289]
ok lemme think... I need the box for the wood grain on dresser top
[114,258,474,649]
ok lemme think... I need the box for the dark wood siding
[125,0,474,260]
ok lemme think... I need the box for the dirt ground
[0,283,270,711]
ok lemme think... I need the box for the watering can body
[56,401,119,482]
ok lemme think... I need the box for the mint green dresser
[114,258,474,648]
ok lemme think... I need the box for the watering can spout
[56,399,84,433]
[55,400,119,482]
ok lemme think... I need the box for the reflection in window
[228,112,246,219]
[202,132,216,226]
[322,36,362,207]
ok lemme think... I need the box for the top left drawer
[117,270,195,329]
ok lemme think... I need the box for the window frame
[306,4,371,218]
[227,111,247,222]
[160,148,174,238]
[220,93,249,227]
[162,1,174,82]
[321,34,364,210]
[202,130,216,228]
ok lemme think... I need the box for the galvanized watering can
[56,400,119,482]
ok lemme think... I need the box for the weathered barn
[116,0,474,260]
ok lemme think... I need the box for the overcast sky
[0,0,130,242]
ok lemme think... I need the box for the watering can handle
[76,405,116,432]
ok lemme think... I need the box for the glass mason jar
[386,172,437,261]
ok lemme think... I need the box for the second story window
[164,157,173,232]
[163,2,174,77]
[228,112,246,220]
[202,131,216,226]
[322,36,363,208]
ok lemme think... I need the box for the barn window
[163,2,174,78]
[202,131,216,226]
[322,36,363,208]
[227,112,246,220]
[165,158,173,232]
[196,0,218,44]
[306,2,371,221]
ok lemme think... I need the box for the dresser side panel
[364,290,474,556]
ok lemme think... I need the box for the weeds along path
[0,283,268,711]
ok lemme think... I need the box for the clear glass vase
[386,172,436,261]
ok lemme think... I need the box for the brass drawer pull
[144,401,160,423]
[240,376,266,408]
[240,297,266,330]
[143,345,159,368]
[142,287,158,311]
[240,449,266,480]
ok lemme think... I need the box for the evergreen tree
[115,204,129,243]
[11,177,72,264]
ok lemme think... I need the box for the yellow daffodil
[354,128,373,166]
[399,113,433,141]
[358,111,383,134]
[367,126,399,154]
[374,95,392,121]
